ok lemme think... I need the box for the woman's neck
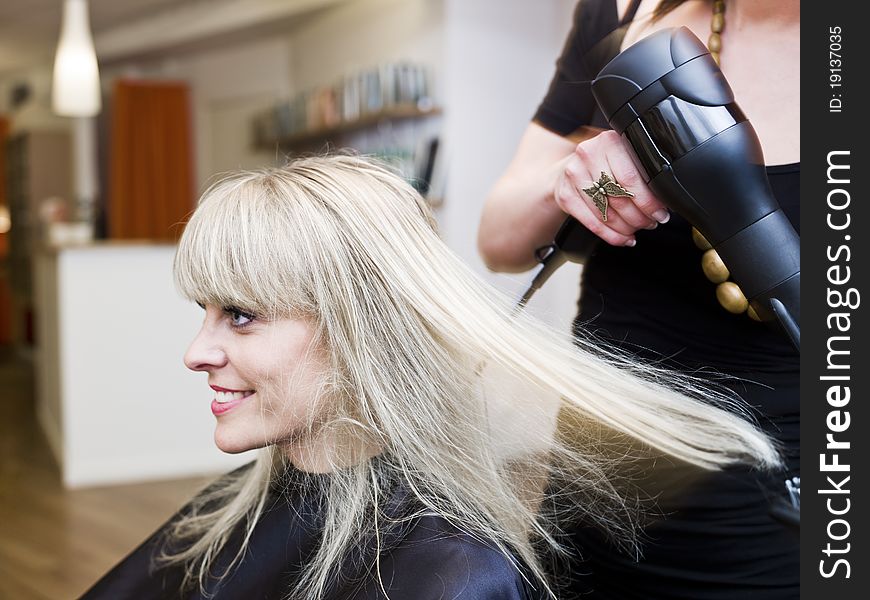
[282,428,381,474]
[728,0,800,29]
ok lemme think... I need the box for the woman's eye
[225,307,255,328]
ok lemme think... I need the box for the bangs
[173,174,312,318]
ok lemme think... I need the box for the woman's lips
[210,387,255,416]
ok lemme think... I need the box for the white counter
[34,242,250,488]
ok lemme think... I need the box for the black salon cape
[79,462,544,600]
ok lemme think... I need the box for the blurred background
[0,0,583,596]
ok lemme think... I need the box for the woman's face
[184,304,329,457]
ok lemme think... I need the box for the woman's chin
[213,429,260,454]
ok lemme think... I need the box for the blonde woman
[81,155,778,600]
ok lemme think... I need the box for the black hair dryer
[589,26,800,349]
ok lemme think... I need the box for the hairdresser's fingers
[556,155,636,247]
[597,167,658,230]
[579,131,657,231]
[582,200,638,236]
[570,142,649,237]
[575,166,652,233]
[601,133,670,226]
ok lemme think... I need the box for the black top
[533,1,799,598]
[79,462,544,600]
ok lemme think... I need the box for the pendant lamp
[52,0,101,117]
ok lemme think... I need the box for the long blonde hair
[167,154,779,598]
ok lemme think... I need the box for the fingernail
[645,222,658,230]
[625,239,637,247]
[652,209,670,223]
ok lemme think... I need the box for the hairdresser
[478,0,799,598]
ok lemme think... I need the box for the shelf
[262,105,442,151]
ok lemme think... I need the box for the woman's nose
[183,326,227,372]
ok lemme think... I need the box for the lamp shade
[52,0,101,117]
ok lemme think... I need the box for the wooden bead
[710,51,720,65]
[691,227,712,250]
[707,33,722,53]
[747,304,762,322]
[713,0,726,14]
[711,13,725,33]
[716,282,749,314]
[701,249,730,283]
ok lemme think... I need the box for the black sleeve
[534,0,624,136]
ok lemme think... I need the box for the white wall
[288,0,444,94]
[1,66,70,134]
[440,0,581,328]
[102,35,293,192]
[183,37,293,190]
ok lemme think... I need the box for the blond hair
[167,154,779,598]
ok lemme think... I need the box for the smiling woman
[80,154,779,600]
[183,305,334,462]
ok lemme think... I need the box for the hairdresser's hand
[554,130,671,247]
